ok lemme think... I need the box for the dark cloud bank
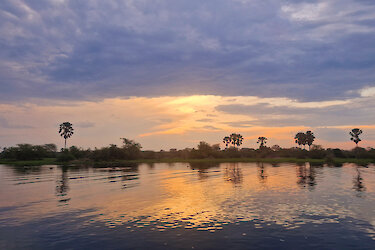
[1,0,375,102]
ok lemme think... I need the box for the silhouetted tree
[294,132,307,149]
[257,136,267,148]
[223,136,231,148]
[190,141,221,159]
[120,138,142,159]
[305,131,315,150]
[229,133,243,148]
[350,128,363,147]
[59,122,74,149]
[197,141,213,158]
[121,138,141,149]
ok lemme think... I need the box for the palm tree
[233,133,244,148]
[59,122,74,149]
[226,133,243,148]
[350,128,363,147]
[294,132,307,149]
[305,131,315,150]
[257,136,267,148]
[223,136,231,148]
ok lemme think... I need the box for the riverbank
[0,157,374,166]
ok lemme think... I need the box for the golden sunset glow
[0,94,374,149]
[1,1,375,249]
[4,163,373,231]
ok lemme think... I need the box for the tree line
[0,122,371,162]
[220,129,363,150]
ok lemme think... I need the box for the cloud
[359,86,375,97]
[0,0,375,102]
[76,121,95,128]
[196,118,213,122]
[0,1,374,149]
[0,95,373,149]
[216,95,375,127]
[0,116,33,129]
[201,125,221,131]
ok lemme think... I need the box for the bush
[89,138,142,161]
[57,150,76,162]
[0,144,57,160]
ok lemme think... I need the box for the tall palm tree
[223,136,231,148]
[59,122,74,149]
[305,131,315,150]
[257,136,267,148]
[232,133,244,148]
[350,128,362,147]
[294,132,307,149]
[225,133,243,148]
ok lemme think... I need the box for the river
[0,162,374,249]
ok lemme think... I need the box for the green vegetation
[1,140,374,167]
[0,144,57,160]
[0,127,373,167]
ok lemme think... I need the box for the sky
[0,0,374,150]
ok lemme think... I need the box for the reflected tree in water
[296,163,317,190]
[97,166,140,189]
[56,166,70,203]
[271,163,280,168]
[146,163,155,169]
[353,167,366,195]
[190,162,220,180]
[224,163,243,184]
[257,162,268,184]
[197,169,210,180]
[8,165,42,175]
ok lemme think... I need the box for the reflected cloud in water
[0,162,375,248]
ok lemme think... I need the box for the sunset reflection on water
[1,162,375,249]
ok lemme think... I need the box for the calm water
[1,162,375,249]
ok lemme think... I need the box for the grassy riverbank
[0,157,374,166]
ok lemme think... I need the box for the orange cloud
[0,95,373,150]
